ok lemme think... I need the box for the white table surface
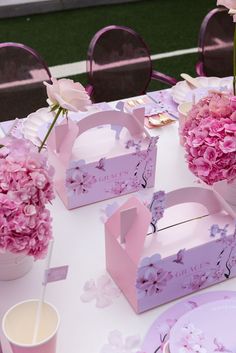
[0,93,236,353]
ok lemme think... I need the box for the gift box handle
[75,108,145,139]
[164,187,234,216]
[49,108,146,163]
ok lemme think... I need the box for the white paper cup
[2,299,60,353]
[177,102,192,146]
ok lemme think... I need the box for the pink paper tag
[43,265,69,285]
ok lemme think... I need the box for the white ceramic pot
[224,179,236,206]
[0,252,33,281]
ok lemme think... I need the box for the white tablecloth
[0,93,235,353]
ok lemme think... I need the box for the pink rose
[217,0,236,8]
[44,78,91,112]
[217,0,236,21]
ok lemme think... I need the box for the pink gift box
[105,187,236,313]
[47,108,157,209]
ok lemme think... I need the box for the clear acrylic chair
[0,42,51,121]
[196,7,234,77]
[87,25,177,103]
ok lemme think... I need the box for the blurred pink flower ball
[181,92,236,185]
[0,137,55,259]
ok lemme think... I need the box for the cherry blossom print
[100,330,141,353]
[149,191,165,233]
[173,249,185,265]
[182,272,210,291]
[178,324,207,353]
[66,169,96,195]
[136,255,173,298]
[96,158,106,171]
[80,275,120,308]
[213,338,232,352]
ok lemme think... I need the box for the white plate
[23,107,54,147]
[171,76,233,104]
[169,299,236,353]
[23,103,112,146]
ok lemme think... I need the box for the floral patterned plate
[141,291,236,353]
[171,76,233,104]
[169,298,236,353]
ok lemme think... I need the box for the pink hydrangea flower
[181,92,236,185]
[0,137,54,259]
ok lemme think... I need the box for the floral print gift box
[47,108,157,209]
[105,187,236,313]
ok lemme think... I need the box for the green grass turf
[0,0,215,69]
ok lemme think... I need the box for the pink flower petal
[108,331,123,348]
[124,335,141,349]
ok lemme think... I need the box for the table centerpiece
[0,137,54,280]
[181,91,236,205]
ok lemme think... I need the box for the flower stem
[38,107,63,153]
[234,24,236,95]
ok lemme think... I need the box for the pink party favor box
[105,187,236,313]
[47,108,157,209]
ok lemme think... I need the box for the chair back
[196,7,234,77]
[87,25,152,102]
[0,42,51,121]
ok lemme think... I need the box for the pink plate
[141,291,236,353]
[169,298,236,353]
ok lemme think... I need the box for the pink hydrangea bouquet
[181,91,236,185]
[0,78,90,261]
[0,137,54,259]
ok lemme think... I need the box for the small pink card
[43,265,69,285]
